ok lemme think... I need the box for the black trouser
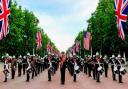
[118,71,122,83]
[84,64,87,74]
[111,67,116,81]
[41,64,43,72]
[4,70,8,82]
[26,70,30,82]
[11,69,15,79]
[70,66,74,76]
[73,73,76,82]
[4,73,7,82]
[31,67,37,79]
[104,68,108,77]
[88,65,92,77]
[61,69,65,84]
[4,77,7,82]
[23,64,26,75]
[92,68,96,80]
[43,64,45,71]
[38,65,41,74]
[48,69,51,81]
[18,65,22,77]
[96,72,100,82]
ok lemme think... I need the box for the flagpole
[33,43,34,55]
[123,52,126,64]
[91,32,92,57]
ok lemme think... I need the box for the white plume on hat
[96,52,99,56]
[73,53,76,56]
[33,54,35,56]
[103,55,107,59]
[5,53,9,57]
[48,52,51,55]
[117,54,121,58]
[27,53,30,56]
[112,54,115,58]
[19,55,22,58]
[9,56,12,59]
[23,56,26,59]
[13,55,16,58]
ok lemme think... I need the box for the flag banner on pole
[0,0,10,39]
[115,0,128,41]
[75,41,80,52]
[0,28,3,40]
[72,45,75,54]
[36,31,42,49]
[47,42,52,53]
[84,31,91,50]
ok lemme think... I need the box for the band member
[60,52,66,85]
[11,56,17,79]
[95,52,104,82]
[40,57,44,72]
[103,55,109,77]
[3,54,10,82]
[31,55,37,79]
[47,53,52,81]
[87,55,92,77]
[17,55,22,77]
[47,53,56,81]
[37,57,41,75]
[109,55,117,81]
[92,55,96,80]
[84,55,88,74]
[22,56,27,75]
[73,53,80,82]
[26,53,31,82]
[116,54,126,83]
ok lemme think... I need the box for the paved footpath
[0,67,128,89]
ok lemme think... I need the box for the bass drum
[97,66,104,75]
[49,67,55,76]
[120,67,127,75]
[75,66,80,74]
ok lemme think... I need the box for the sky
[17,0,99,52]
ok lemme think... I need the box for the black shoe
[74,81,76,82]
[61,83,65,85]
[26,80,29,82]
[4,80,7,82]
[48,80,51,82]
[113,79,117,81]
[119,81,123,83]
[96,81,100,83]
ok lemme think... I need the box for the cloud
[17,0,99,52]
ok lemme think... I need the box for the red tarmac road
[0,69,128,89]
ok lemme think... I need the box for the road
[0,66,128,89]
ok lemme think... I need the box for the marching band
[0,51,127,84]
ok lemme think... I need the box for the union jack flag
[115,0,128,41]
[0,0,10,39]
[36,31,42,49]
